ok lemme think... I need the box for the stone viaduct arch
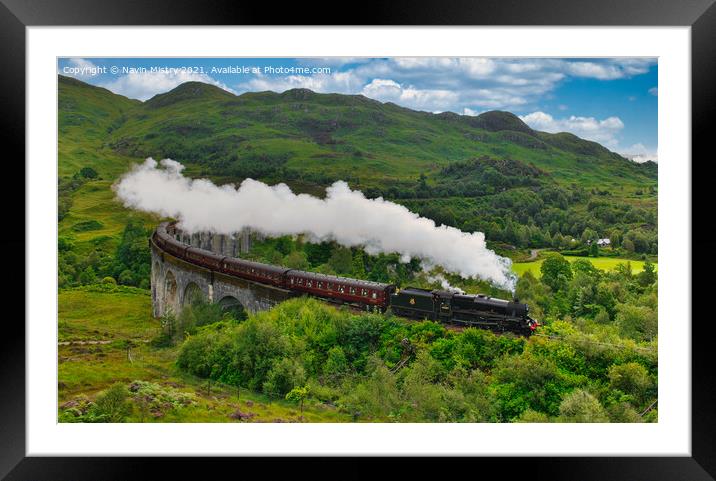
[182,282,205,306]
[150,238,295,319]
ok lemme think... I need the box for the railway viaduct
[150,228,295,318]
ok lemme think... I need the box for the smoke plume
[115,158,516,290]
[426,273,466,294]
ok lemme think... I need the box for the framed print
[4,0,715,478]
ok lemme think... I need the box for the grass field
[58,286,351,422]
[512,256,657,277]
[58,285,156,342]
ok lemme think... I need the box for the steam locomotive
[152,222,539,336]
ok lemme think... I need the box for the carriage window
[339,286,345,293]
[350,287,356,295]
[318,282,323,289]
[251,268,255,273]
[372,292,377,299]
[307,281,312,287]
[290,278,295,284]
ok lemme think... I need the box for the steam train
[152,222,539,336]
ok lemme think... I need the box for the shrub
[79,166,99,179]
[90,383,132,423]
[557,389,608,423]
[615,304,657,341]
[608,362,653,403]
[118,269,135,286]
[540,254,573,292]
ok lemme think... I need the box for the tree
[623,238,635,253]
[341,356,401,420]
[581,228,597,244]
[594,307,611,324]
[608,362,653,404]
[637,260,657,287]
[304,241,332,266]
[265,248,284,266]
[118,269,135,286]
[351,250,367,278]
[552,232,565,249]
[78,266,97,285]
[283,251,309,269]
[274,236,294,256]
[328,246,353,275]
[324,346,348,381]
[79,166,99,179]
[285,385,310,420]
[615,304,657,341]
[418,172,428,191]
[263,357,306,397]
[113,219,151,287]
[119,339,137,363]
[557,389,609,423]
[90,383,132,422]
[419,204,456,228]
[540,254,573,292]
[515,409,550,423]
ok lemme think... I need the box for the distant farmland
[512,256,657,277]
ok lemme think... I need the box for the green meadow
[513,256,657,277]
[58,286,351,422]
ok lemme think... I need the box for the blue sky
[59,57,658,161]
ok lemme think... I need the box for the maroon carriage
[221,257,290,288]
[285,270,395,311]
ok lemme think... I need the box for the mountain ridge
[56,73,658,265]
[58,74,656,192]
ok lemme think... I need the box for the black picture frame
[3,0,714,479]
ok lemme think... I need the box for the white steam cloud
[426,273,466,294]
[115,158,516,290]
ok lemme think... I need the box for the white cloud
[102,70,236,101]
[649,86,658,96]
[360,79,458,111]
[297,57,373,67]
[463,107,484,116]
[566,61,625,80]
[621,143,658,163]
[520,112,657,161]
[239,70,362,95]
[235,58,655,114]
[519,111,624,147]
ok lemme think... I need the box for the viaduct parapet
[171,226,256,257]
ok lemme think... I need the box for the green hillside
[57,74,657,289]
[58,74,656,256]
[98,79,655,192]
[58,74,656,189]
